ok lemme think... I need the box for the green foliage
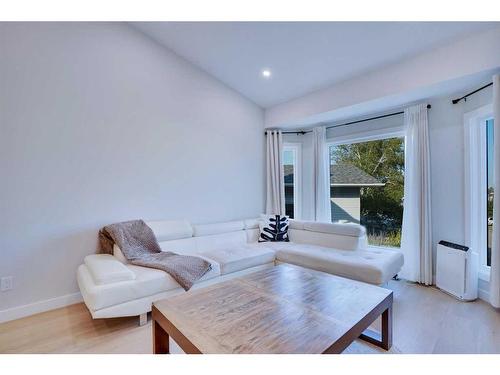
[488,187,494,218]
[368,230,402,248]
[330,137,405,244]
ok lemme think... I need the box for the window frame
[283,142,302,220]
[464,104,493,281]
[327,126,406,250]
[327,126,406,147]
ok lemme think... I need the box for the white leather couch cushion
[78,255,221,311]
[302,221,366,237]
[245,228,260,243]
[193,220,245,237]
[244,218,260,229]
[194,231,247,253]
[114,231,249,264]
[146,219,193,242]
[275,243,403,285]
[199,245,275,275]
[289,219,305,230]
[159,237,197,255]
[84,254,135,285]
[289,229,367,251]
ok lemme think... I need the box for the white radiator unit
[436,241,478,301]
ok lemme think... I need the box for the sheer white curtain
[265,130,285,215]
[490,74,500,308]
[312,126,331,222]
[400,103,433,285]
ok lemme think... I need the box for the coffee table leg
[153,320,170,354]
[359,305,393,350]
[381,305,393,350]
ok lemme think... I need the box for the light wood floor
[1,279,499,354]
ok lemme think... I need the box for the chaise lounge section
[77,218,403,323]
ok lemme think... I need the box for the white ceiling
[132,22,497,108]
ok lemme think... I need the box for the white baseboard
[0,292,83,323]
[478,287,490,304]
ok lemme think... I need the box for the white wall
[0,22,264,315]
[427,86,493,298]
[427,90,492,251]
[266,27,500,128]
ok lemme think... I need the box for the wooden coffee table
[152,264,393,354]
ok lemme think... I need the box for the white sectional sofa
[77,218,403,323]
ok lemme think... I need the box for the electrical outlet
[1,276,13,291]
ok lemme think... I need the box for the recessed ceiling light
[261,69,272,78]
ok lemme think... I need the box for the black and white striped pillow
[258,214,290,242]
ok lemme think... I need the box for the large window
[283,143,301,219]
[486,119,494,267]
[464,104,493,279]
[329,134,405,248]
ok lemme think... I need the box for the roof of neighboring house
[284,163,385,187]
[330,163,385,186]
[284,165,294,184]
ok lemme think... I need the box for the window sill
[367,244,401,252]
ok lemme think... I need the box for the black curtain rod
[452,82,493,104]
[265,104,431,135]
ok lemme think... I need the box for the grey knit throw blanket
[99,220,211,291]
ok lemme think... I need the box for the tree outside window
[330,137,405,247]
